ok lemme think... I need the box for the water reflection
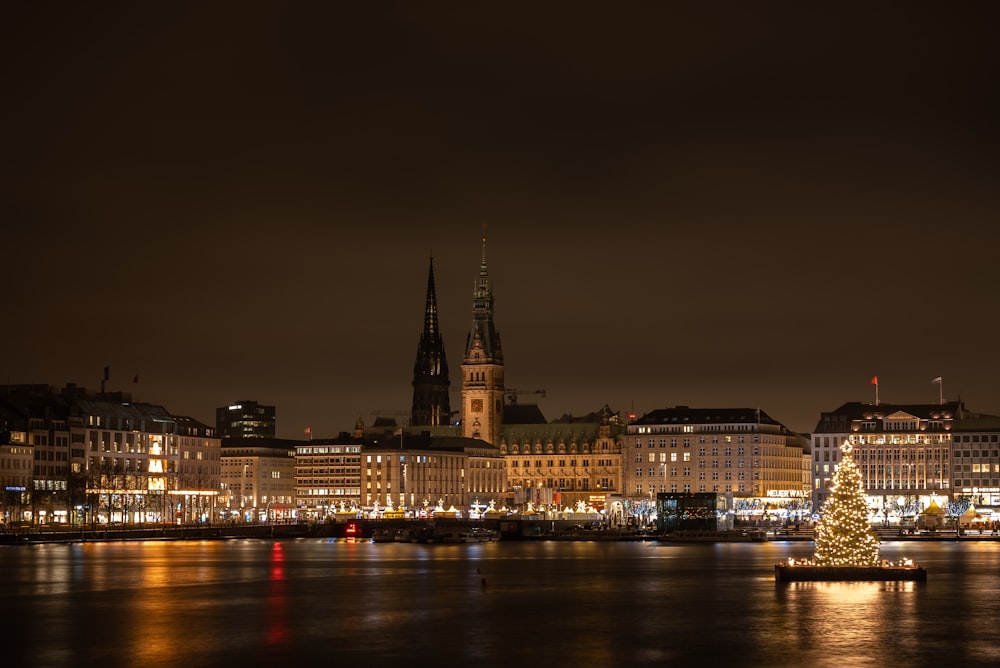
[3,540,1000,666]
[266,542,289,648]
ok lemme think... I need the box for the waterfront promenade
[3,520,997,545]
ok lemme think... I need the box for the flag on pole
[931,376,942,384]
[392,427,403,437]
[304,427,312,435]
[870,376,878,386]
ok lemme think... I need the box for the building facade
[952,414,1000,513]
[0,384,224,526]
[812,401,1000,525]
[294,436,363,519]
[0,421,34,525]
[626,406,811,525]
[811,402,958,515]
[174,415,222,523]
[362,434,506,514]
[501,405,625,512]
[220,439,297,522]
[216,400,276,440]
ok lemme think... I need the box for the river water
[2,538,998,667]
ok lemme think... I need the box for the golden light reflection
[787,580,886,603]
[771,578,920,667]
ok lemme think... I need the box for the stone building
[626,406,811,525]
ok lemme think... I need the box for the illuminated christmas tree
[812,441,880,567]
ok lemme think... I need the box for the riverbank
[3,521,998,545]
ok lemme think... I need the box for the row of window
[634,436,756,448]
[510,459,594,468]
[508,478,609,490]
[634,483,750,494]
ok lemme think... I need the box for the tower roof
[464,233,503,362]
[411,256,451,427]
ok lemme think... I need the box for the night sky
[4,3,999,439]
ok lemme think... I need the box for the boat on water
[436,528,499,544]
[659,529,769,543]
[370,525,499,544]
[369,527,427,543]
[370,528,396,543]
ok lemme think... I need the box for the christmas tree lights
[812,441,880,566]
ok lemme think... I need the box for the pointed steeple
[411,257,451,427]
[465,233,503,362]
[423,256,442,343]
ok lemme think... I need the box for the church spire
[424,255,441,340]
[462,231,505,445]
[411,256,451,427]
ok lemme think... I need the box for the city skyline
[5,4,999,438]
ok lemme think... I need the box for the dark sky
[4,3,999,438]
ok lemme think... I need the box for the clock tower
[461,233,504,445]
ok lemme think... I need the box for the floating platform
[775,564,927,582]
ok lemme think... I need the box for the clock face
[471,399,484,413]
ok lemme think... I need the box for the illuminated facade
[0,384,76,524]
[216,400,276,439]
[811,402,957,515]
[0,431,33,525]
[294,438,362,518]
[813,401,1000,523]
[0,384,224,525]
[952,415,1000,510]
[362,434,505,513]
[76,397,186,525]
[502,406,625,510]
[625,406,811,523]
[220,439,296,522]
[461,235,505,446]
[173,415,221,523]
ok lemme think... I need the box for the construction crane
[505,388,546,404]
[369,409,411,426]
